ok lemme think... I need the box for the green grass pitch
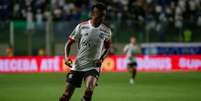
[0,72,201,101]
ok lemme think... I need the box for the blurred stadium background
[0,0,201,101]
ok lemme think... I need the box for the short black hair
[130,36,136,39]
[92,3,106,11]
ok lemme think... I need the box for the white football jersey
[124,43,141,63]
[69,20,112,72]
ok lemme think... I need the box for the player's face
[92,8,106,24]
[130,37,136,44]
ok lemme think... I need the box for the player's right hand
[94,59,103,67]
[65,58,73,68]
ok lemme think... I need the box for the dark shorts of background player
[128,62,137,68]
[66,69,100,88]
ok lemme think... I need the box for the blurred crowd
[0,0,201,27]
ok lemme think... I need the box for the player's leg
[59,71,83,101]
[132,66,137,80]
[132,62,137,81]
[82,76,97,101]
[59,83,76,101]
[128,64,134,84]
[82,70,99,101]
[128,62,137,84]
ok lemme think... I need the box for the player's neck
[90,19,101,28]
[131,43,136,46]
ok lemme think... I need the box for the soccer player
[123,36,141,84]
[59,3,112,101]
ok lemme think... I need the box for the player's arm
[99,40,111,61]
[136,45,142,55]
[95,40,111,67]
[123,45,128,55]
[64,38,75,65]
[64,24,80,66]
[100,28,112,61]
[95,28,112,67]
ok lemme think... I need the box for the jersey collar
[89,20,102,29]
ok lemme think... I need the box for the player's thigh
[65,83,76,93]
[127,62,137,72]
[85,76,97,90]
[128,64,133,71]
[66,70,84,88]
[84,70,99,90]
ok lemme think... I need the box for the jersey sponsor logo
[81,39,98,47]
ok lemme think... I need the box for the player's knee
[133,68,137,71]
[63,84,75,97]
[86,83,95,91]
[60,91,73,101]
[59,94,69,101]
[84,89,93,97]
[86,76,97,91]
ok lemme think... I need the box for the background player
[123,36,141,84]
[59,3,112,101]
